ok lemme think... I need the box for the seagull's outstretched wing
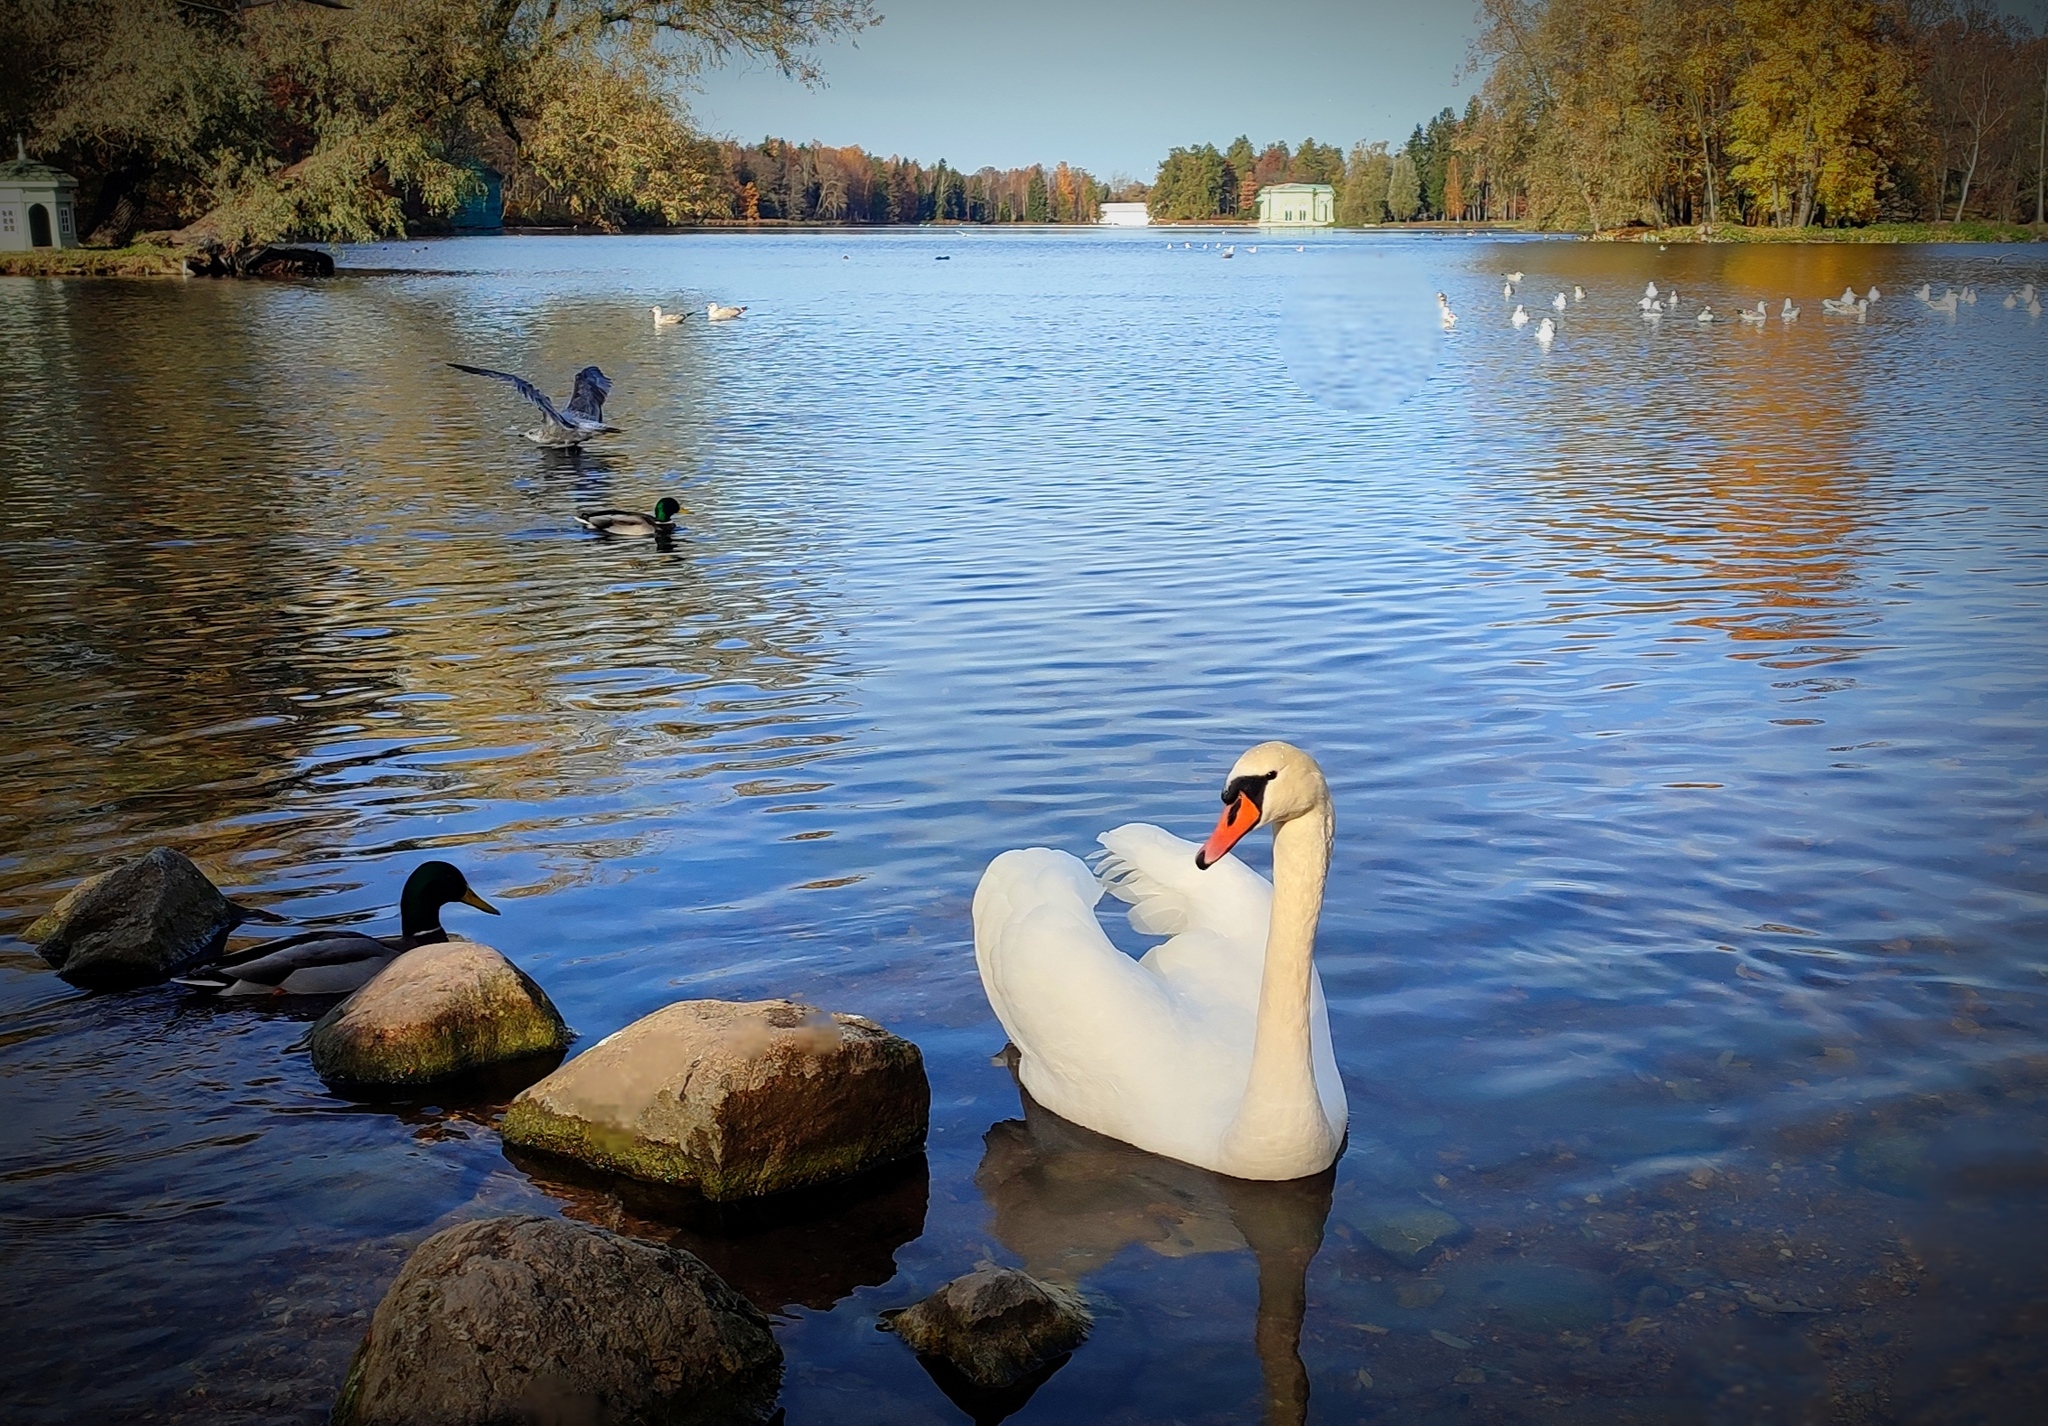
[448,363,575,430]
[566,366,612,421]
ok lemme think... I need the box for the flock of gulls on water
[1435,272,2041,349]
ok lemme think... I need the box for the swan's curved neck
[1224,800,1336,1173]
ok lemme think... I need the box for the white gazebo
[1,140,81,251]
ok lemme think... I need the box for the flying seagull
[449,363,619,445]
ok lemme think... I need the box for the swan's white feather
[973,825,1345,1176]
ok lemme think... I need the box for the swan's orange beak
[1196,793,1260,870]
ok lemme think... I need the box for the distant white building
[1099,202,1150,227]
[0,140,80,251]
[1255,183,1334,227]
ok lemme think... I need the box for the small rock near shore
[881,1267,1091,1390]
[333,1214,781,1426]
[27,847,239,990]
[308,940,571,1088]
[1353,1203,1465,1268]
[501,998,929,1201]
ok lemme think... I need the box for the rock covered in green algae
[332,1214,781,1426]
[881,1267,1091,1389]
[500,998,929,1202]
[307,940,570,1089]
[27,847,239,990]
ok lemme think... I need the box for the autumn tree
[1339,141,1393,224]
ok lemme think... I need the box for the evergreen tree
[1025,165,1049,221]
[1339,140,1392,224]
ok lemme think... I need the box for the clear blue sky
[688,0,1484,180]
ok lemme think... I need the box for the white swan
[650,306,686,327]
[1511,303,1529,327]
[973,742,1347,1181]
[1437,291,1458,329]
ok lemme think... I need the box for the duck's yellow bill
[1195,794,1259,870]
[460,888,501,915]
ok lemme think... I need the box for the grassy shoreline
[1608,220,2045,244]
[0,244,189,277]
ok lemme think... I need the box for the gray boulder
[308,941,571,1089]
[27,847,239,989]
[332,1214,781,1426]
[501,998,928,1201]
[881,1267,1091,1390]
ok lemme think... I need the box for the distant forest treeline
[1143,0,2047,231]
[718,140,1105,224]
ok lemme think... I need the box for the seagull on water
[651,306,688,327]
[1535,316,1555,347]
[1926,289,1959,315]
[1437,292,1458,329]
[1506,270,1524,283]
[1781,298,1800,320]
[1572,285,1585,302]
[1739,301,1767,324]
[1511,304,1530,327]
[449,363,619,445]
[1551,292,1567,310]
[707,302,748,321]
[1696,306,1715,323]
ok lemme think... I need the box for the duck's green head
[399,860,498,937]
[652,497,683,525]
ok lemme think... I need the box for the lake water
[3,230,2046,1424]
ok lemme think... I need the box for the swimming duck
[651,306,687,327]
[174,861,498,996]
[575,497,684,536]
[706,303,748,322]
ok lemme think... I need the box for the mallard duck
[575,497,683,536]
[173,861,498,996]
[651,306,687,327]
[706,302,747,322]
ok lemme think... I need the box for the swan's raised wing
[974,848,1242,1158]
[1094,822,1271,946]
[448,363,576,431]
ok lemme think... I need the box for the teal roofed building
[1254,183,1334,227]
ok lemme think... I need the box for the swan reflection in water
[976,1077,1334,1426]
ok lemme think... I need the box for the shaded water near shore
[3,230,2046,1423]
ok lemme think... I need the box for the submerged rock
[881,1267,1091,1390]
[333,1214,780,1426]
[501,998,928,1202]
[307,940,570,1089]
[27,847,239,990]
[1353,1203,1466,1268]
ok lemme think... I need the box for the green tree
[1338,140,1392,224]
[1025,165,1049,221]
[1149,144,1227,219]
[1388,149,1422,218]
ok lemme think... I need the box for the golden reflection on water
[0,278,847,930]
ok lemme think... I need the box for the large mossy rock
[333,1214,781,1426]
[881,1267,1091,1390]
[501,998,929,1202]
[308,940,571,1089]
[27,847,238,990]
